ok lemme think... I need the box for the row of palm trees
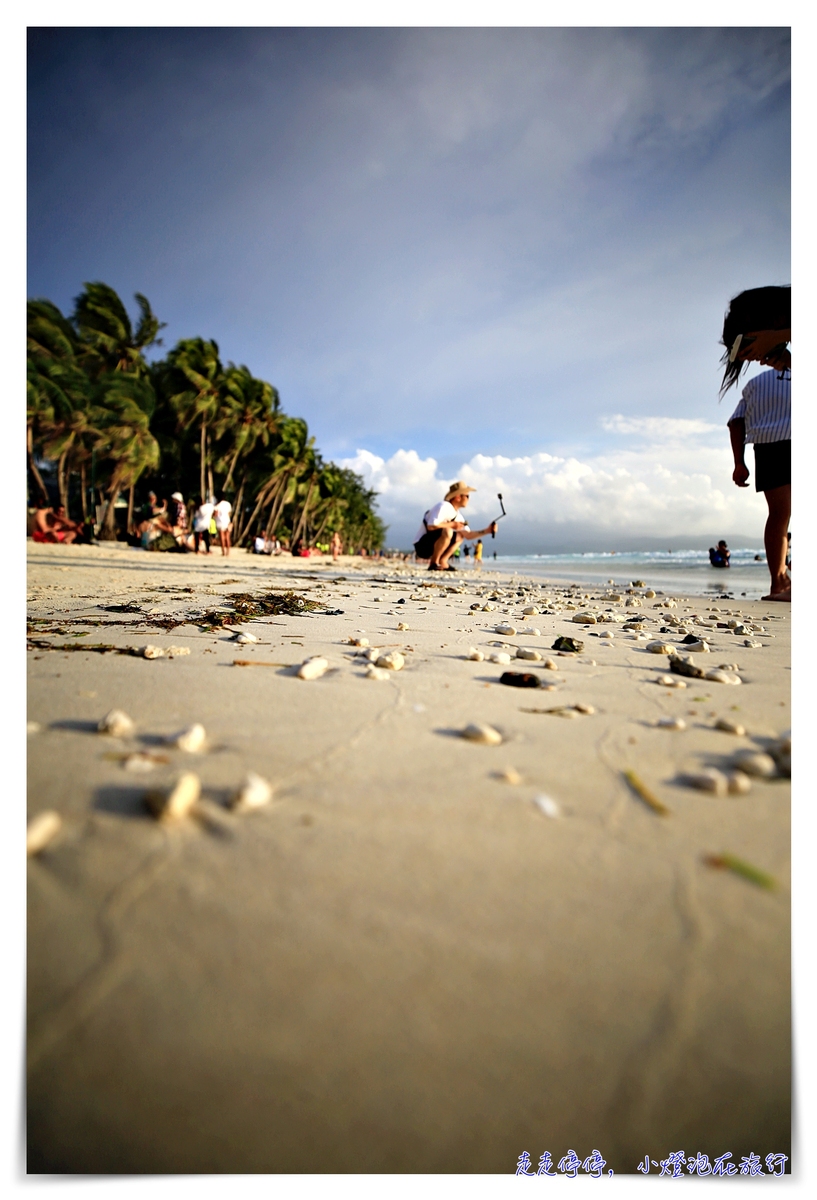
[27,282,386,551]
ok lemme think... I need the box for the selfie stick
[491,493,507,538]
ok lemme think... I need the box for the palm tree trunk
[57,450,69,514]
[222,445,243,495]
[80,462,88,522]
[27,425,49,505]
[126,484,135,534]
[241,475,282,546]
[99,480,123,541]
[266,475,292,538]
[231,472,248,543]
[200,420,207,501]
[207,464,215,503]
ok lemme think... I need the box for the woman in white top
[213,494,233,557]
[192,496,215,554]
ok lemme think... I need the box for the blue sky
[27,26,790,549]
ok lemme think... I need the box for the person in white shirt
[213,493,233,557]
[413,481,497,571]
[192,496,215,554]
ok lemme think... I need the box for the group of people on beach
[135,492,233,556]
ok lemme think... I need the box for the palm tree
[160,338,224,501]
[72,282,165,380]
[90,375,160,539]
[212,365,279,494]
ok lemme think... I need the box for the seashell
[684,640,710,653]
[297,656,329,680]
[481,603,495,611]
[727,770,752,795]
[683,768,729,796]
[647,641,676,655]
[166,646,190,657]
[542,658,558,670]
[599,631,614,639]
[572,612,597,624]
[460,723,503,745]
[27,721,42,735]
[656,674,686,688]
[516,647,542,661]
[145,771,201,821]
[26,810,62,856]
[655,717,686,730]
[732,750,777,778]
[522,606,539,615]
[397,622,409,631]
[489,652,512,665]
[375,651,404,671]
[704,669,741,685]
[124,752,159,772]
[169,723,207,753]
[233,631,258,643]
[719,663,739,672]
[362,647,381,661]
[365,665,391,681]
[98,709,135,738]
[715,718,746,735]
[467,649,485,661]
[607,594,623,602]
[743,639,762,648]
[625,598,643,608]
[142,645,164,659]
[496,767,523,784]
[523,628,541,636]
[533,794,561,818]
[232,771,274,811]
[574,703,595,714]
[495,623,516,635]
[349,637,369,647]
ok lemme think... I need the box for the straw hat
[444,481,476,502]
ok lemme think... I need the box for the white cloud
[339,418,767,548]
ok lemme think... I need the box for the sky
[27,26,790,550]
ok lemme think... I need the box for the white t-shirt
[193,502,215,532]
[414,500,470,545]
[214,499,232,530]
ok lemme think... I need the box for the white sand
[27,542,790,1173]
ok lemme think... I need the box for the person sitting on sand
[32,502,78,544]
[708,540,731,568]
[413,482,497,571]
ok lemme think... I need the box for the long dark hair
[719,285,790,395]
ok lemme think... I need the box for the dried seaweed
[622,769,671,816]
[703,853,776,890]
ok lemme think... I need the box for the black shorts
[753,440,790,493]
[414,529,454,559]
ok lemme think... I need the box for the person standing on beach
[720,286,791,602]
[192,495,215,555]
[330,531,343,561]
[213,493,232,556]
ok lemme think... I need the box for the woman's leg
[762,484,791,599]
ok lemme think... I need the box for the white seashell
[375,651,405,671]
[489,652,512,665]
[542,658,558,670]
[232,771,273,811]
[533,794,561,818]
[495,623,516,635]
[123,753,158,772]
[743,639,763,648]
[362,647,381,661]
[365,665,391,681]
[397,622,409,631]
[599,631,614,639]
[572,612,597,624]
[145,771,201,821]
[27,721,42,735]
[685,640,710,653]
[234,631,258,644]
[460,723,503,745]
[522,606,539,616]
[297,656,329,680]
[727,770,752,795]
[496,767,523,784]
[732,750,777,778]
[349,637,369,647]
[98,709,135,738]
[574,703,595,715]
[516,647,542,661]
[715,718,746,735]
[142,645,164,659]
[482,603,495,611]
[704,669,741,685]
[625,598,642,608]
[655,717,686,730]
[656,674,686,688]
[467,648,485,661]
[170,723,207,753]
[27,810,62,856]
[683,768,729,796]
[166,646,190,657]
[647,642,676,655]
[719,663,739,672]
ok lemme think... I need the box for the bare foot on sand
[762,589,791,602]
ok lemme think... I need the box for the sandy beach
[26,541,791,1175]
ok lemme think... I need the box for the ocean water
[458,548,776,600]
